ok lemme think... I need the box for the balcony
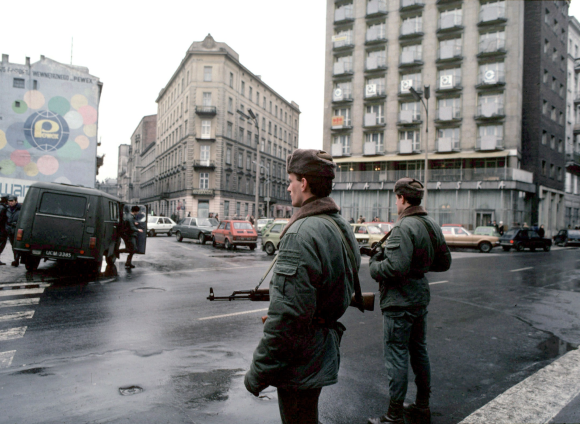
[477,38,506,57]
[478,6,507,26]
[575,58,580,71]
[334,7,354,24]
[397,110,422,125]
[400,0,424,12]
[435,106,461,122]
[476,136,504,151]
[331,116,352,130]
[195,136,216,142]
[399,79,422,96]
[332,88,353,103]
[399,140,421,154]
[399,50,423,67]
[333,34,354,50]
[363,112,385,127]
[476,70,506,88]
[333,61,354,76]
[366,29,387,45]
[436,74,462,92]
[364,142,384,156]
[437,44,462,62]
[437,14,463,33]
[400,23,424,40]
[331,144,351,157]
[435,137,460,153]
[475,103,505,120]
[193,160,216,170]
[365,56,388,72]
[364,83,387,99]
[195,106,217,115]
[367,0,387,17]
[566,152,580,165]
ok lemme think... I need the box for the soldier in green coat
[368,178,451,424]
[245,149,360,424]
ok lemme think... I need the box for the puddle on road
[119,385,144,396]
[537,334,578,358]
[172,368,243,409]
[12,367,53,377]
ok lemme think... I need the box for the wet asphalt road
[0,237,578,424]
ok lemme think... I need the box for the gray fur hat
[394,177,424,199]
[286,149,336,179]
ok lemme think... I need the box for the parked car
[173,217,219,243]
[212,220,258,250]
[351,223,385,248]
[13,182,146,272]
[257,218,273,234]
[147,216,176,237]
[442,226,499,253]
[473,226,501,237]
[499,228,552,252]
[553,229,580,247]
[374,222,394,234]
[261,219,290,255]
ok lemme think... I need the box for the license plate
[45,250,73,259]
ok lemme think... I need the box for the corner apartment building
[565,16,580,228]
[117,144,129,200]
[323,0,569,234]
[151,34,299,220]
[125,114,157,203]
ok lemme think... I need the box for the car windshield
[148,217,157,223]
[505,229,519,237]
[569,230,580,237]
[234,222,254,230]
[198,218,217,227]
[367,225,383,234]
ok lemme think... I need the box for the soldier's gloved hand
[369,246,384,266]
[244,370,268,397]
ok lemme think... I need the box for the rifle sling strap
[408,215,439,256]
[255,255,278,291]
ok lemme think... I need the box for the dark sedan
[499,228,552,252]
[173,217,219,244]
[553,229,580,247]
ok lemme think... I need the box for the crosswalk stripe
[429,281,449,285]
[0,350,16,369]
[199,308,269,321]
[0,288,45,298]
[459,349,580,424]
[510,267,534,272]
[0,283,50,289]
[0,327,27,341]
[0,311,34,322]
[0,298,41,309]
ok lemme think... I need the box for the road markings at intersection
[0,311,34,322]
[199,308,269,321]
[510,267,534,272]
[0,298,40,309]
[0,288,45,298]
[0,326,27,341]
[0,350,16,369]
[459,349,580,424]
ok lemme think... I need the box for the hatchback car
[173,217,219,244]
[257,218,273,234]
[374,222,394,234]
[261,219,289,255]
[442,226,499,253]
[499,228,552,252]
[146,216,176,237]
[212,220,258,250]
[553,229,580,247]
[351,223,385,248]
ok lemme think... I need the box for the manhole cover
[131,287,165,293]
[119,385,143,396]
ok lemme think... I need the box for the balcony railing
[435,138,460,153]
[435,106,461,121]
[476,103,505,119]
[195,106,217,115]
[331,143,351,157]
[478,5,507,25]
[335,7,354,23]
[437,44,462,61]
[399,50,423,66]
[400,0,424,11]
[397,110,422,124]
[399,140,421,154]
[363,142,384,156]
[364,84,386,99]
[193,160,216,169]
[478,38,506,56]
[400,23,424,38]
[333,34,354,50]
[332,88,353,102]
[438,14,463,31]
[476,70,506,87]
[476,136,504,151]
[366,56,387,71]
[364,112,385,127]
[366,29,387,44]
[367,0,387,17]
[437,75,462,91]
[333,61,354,76]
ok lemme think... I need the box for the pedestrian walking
[367,178,452,424]
[249,215,255,226]
[118,206,143,269]
[245,149,360,424]
[492,220,499,233]
[5,195,22,267]
[538,224,545,238]
[0,195,8,266]
[498,221,504,236]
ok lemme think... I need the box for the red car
[212,220,258,250]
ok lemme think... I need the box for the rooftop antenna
[70,37,73,65]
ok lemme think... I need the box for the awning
[334,149,518,164]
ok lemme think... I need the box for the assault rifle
[359,230,391,257]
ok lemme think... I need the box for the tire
[199,233,206,245]
[175,231,183,242]
[249,244,256,251]
[25,256,41,272]
[167,230,172,237]
[212,237,217,247]
[479,242,492,253]
[544,244,551,252]
[502,246,510,252]
[516,243,525,252]
[148,230,156,237]
[265,242,275,256]
[225,239,233,250]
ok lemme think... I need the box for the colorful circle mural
[48,96,70,116]
[37,155,59,175]
[12,100,28,114]
[24,110,70,152]
[0,130,6,150]
[23,90,46,109]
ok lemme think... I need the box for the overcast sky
[2,1,580,181]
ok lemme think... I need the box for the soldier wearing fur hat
[245,149,360,424]
[367,178,451,424]
[5,195,22,267]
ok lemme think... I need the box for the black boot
[404,391,430,424]
[368,400,404,424]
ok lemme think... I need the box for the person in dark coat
[538,225,545,238]
[0,195,8,266]
[5,195,22,267]
[368,178,452,424]
[118,206,143,268]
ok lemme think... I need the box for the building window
[437,127,461,151]
[204,66,212,82]
[366,48,387,70]
[478,62,505,85]
[439,8,463,30]
[550,163,555,178]
[558,167,562,181]
[227,122,233,138]
[203,92,212,106]
[439,38,462,60]
[333,28,353,48]
[551,106,556,121]
[399,130,421,152]
[241,81,245,96]
[365,132,384,153]
[230,72,234,88]
[366,21,387,42]
[477,93,504,117]
[558,139,563,153]
[542,131,547,145]
[13,78,25,88]
[226,147,232,165]
[246,153,251,170]
[200,173,209,189]
[333,134,351,155]
[543,70,549,83]
[543,100,548,116]
[401,15,423,36]
[239,128,244,143]
[544,39,550,54]
[400,72,422,94]
[228,97,233,113]
[238,151,244,168]
[249,86,253,101]
[33,80,38,90]
[437,67,461,90]
[200,145,210,162]
[201,120,211,138]
[332,107,352,127]
[542,160,547,176]
[365,103,385,126]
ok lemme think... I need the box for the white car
[146,216,176,237]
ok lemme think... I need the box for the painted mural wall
[0,57,101,198]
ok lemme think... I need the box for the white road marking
[510,267,534,272]
[199,308,269,321]
[0,311,34,322]
[459,349,580,424]
[0,298,40,309]
[429,281,449,285]
[0,350,16,369]
[0,327,27,341]
[0,288,45,298]
[0,283,50,289]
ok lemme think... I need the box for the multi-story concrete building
[151,34,299,221]
[323,0,569,235]
[565,16,580,228]
[95,178,117,196]
[126,115,156,204]
[117,144,129,201]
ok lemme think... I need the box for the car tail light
[16,229,23,241]
[510,240,513,244]
[90,237,96,248]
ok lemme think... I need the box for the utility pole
[247,109,260,218]
[410,85,430,209]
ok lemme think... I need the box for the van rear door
[31,192,88,250]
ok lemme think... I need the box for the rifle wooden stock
[352,292,375,312]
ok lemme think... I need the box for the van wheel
[225,239,233,250]
[544,244,551,252]
[479,242,492,253]
[176,231,183,242]
[148,230,156,237]
[265,242,275,256]
[199,233,206,245]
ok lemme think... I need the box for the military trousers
[383,307,430,403]
[277,387,322,424]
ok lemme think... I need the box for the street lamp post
[409,85,430,209]
[242,109,261,218]
[254,162,271,218]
